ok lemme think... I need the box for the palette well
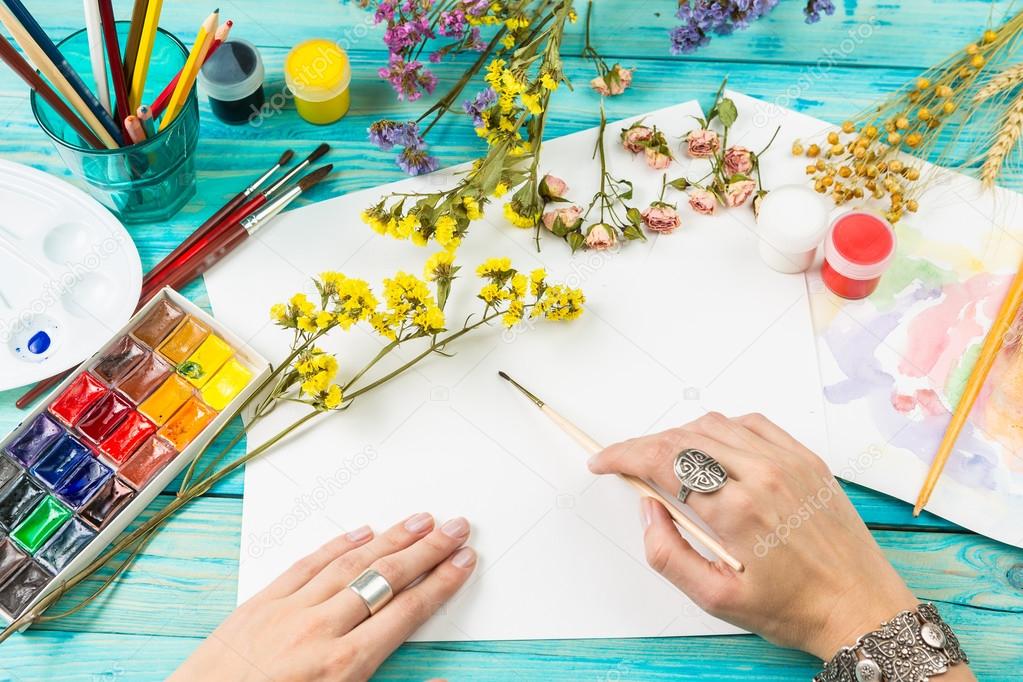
[0,159,143,390]
[0,289,268,626]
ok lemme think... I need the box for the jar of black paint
[198,39,265,125]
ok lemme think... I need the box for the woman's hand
[588,412,917,660]
[170,513,476,682]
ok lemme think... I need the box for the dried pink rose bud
[645,147,673,169]
[621,124,654,153]
[723,146,754,175]
[686,129,720,158]
[688,189,717,215]
[641,204,682,234]
[584,223,617,250]
[539,174,569,201]
[725,180,757,208]
[541,205,583,232]
[590,64,634,96]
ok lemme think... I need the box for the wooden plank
[1,600,1019,681]
[3,0,1016,70]
[22,496,1023,639]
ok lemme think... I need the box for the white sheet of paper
[725,91,1023,548]
[205,99,829,640]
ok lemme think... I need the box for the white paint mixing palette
[0,160,142,390]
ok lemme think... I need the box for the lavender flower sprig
[669,0,833,55]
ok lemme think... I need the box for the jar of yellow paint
[285,39,352,125]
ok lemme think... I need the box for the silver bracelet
[815,603,968,682]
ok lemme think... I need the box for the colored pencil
[151,19,231,118]
[140,149,296,297]
[127,0,164,112]
[0,33,103,148]
[137,104,156,137]
[97,0,131,135]
[122,0,149,86]
[1,0,123,144]
[498,372,745,573]
[913,264,1023,515]
[124,115,147,144]
[82,0,110,115]
[0,4,118,148]
[160,9,218,131]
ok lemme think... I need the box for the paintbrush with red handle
[152,164,334,294]
[214,143,330,234]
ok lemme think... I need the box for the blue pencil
[1,0,124,145]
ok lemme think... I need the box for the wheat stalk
[975,62,1023,103]
[982,89,1023,187]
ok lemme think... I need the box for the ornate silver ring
[673,448,728,504]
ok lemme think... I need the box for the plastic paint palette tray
[0,160,142,390]
[0,289,269,628]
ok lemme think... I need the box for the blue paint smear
[27,331,51,354]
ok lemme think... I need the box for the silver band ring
[673,448,728,504]
[347,568,394,615]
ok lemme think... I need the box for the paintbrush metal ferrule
[244,149,295,197]
[498,371,545,408]
[240,186,302,234]
[263,143,330,199]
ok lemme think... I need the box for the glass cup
[31,24,199,225]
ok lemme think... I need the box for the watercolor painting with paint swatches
[0,299,252,620]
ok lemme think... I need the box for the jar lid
[824,210,897,280]
[755,184,830,253]
[199,39,265,102]
[284,39,351,102]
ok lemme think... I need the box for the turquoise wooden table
[1,1,1022,679]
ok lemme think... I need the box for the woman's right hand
[588,412,920,660]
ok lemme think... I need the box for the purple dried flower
[669,0,789,55]
[438,8,468,38]
[804,0,835,24]
[462,87,497,127]
[378,54,438,101]
[397,146,439,175]
[368,120,425,151]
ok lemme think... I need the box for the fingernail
[587,454,599,470]
[404,512,434,533]
[451,547,476,568]
[346,525,372,542]
[641,498,653,529]
[441,517,469,538]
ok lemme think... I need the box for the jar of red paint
[822,211,897,300]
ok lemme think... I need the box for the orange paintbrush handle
[913,264,1023,515]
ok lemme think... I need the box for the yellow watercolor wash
[158,396,217,450]
[159,317,210,365]
[138,375,194,426]
[181,335,233,388]
[200,359,253,410]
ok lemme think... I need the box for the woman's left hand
[170,513,476,682]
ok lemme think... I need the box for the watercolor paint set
[0,288,268,627]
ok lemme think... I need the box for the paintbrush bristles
[497,371,544,407]
[298,164,333,191]
[278,149,295,166]
[308,142,330,163]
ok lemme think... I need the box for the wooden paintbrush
[498,371,744,573]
